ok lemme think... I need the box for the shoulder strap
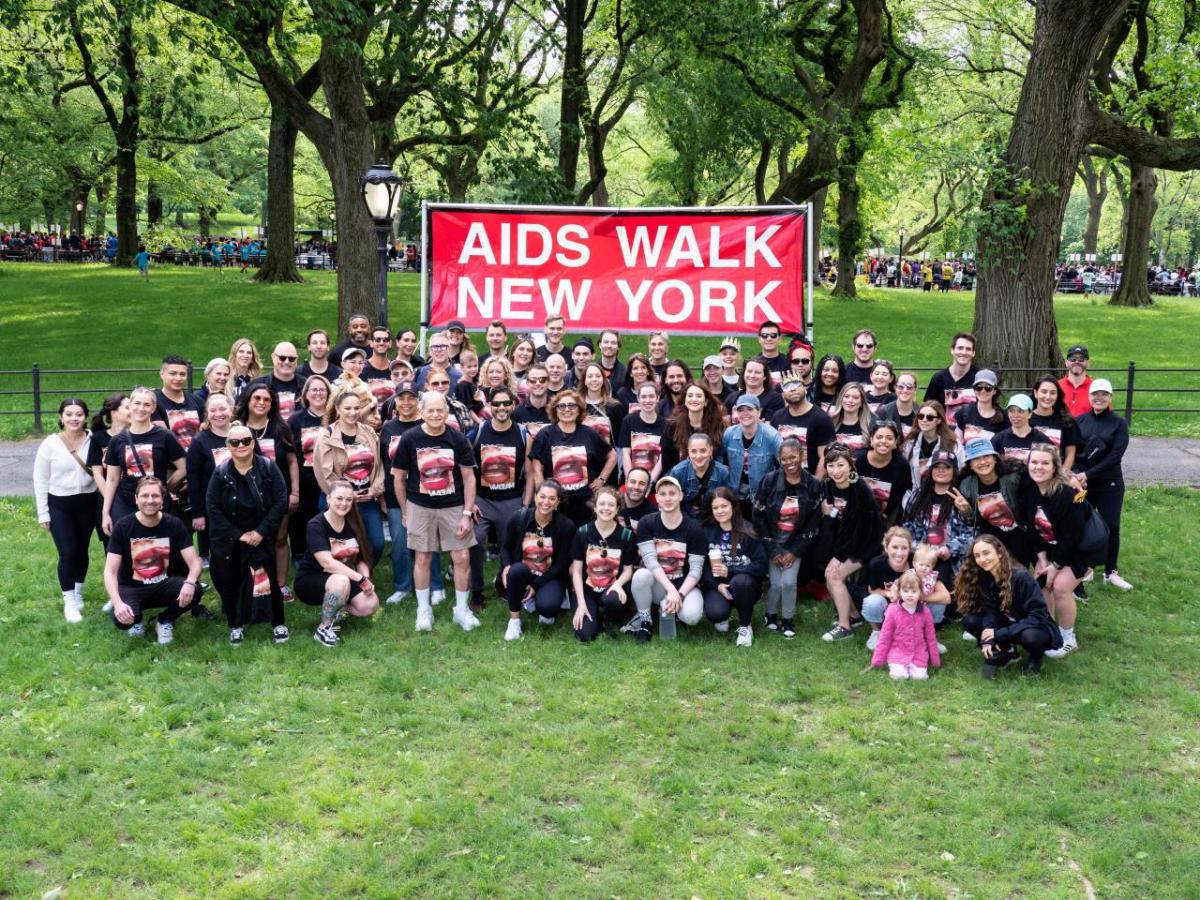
[58,434,92,476]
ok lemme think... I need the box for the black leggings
[962,612,1054,662]
[210,547,285,629]
[504,564,566,618]
[47,493,99,591]
[574,586,634,642]
[703,574,761,627]
[289,470,321,558]
[1089,482,1125,574]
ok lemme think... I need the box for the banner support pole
[805,202,815,344]
[419,200,429,357]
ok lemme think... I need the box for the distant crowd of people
[33,315,1131,679]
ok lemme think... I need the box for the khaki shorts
[406,503,477,552]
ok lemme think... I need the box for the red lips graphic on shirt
[585,545,620,589]
[629,432,662,469]
[130,536,170,583]
[522,532,553,575]
[1039,427,1063,447]
[655,538,687,579]
[301,427,321,467]
[344,445,375,486]
[961,424,996,445]
[860,476,892,510]
[943,387,977,417]
[1003,446,1032,466]
[479,444,516,489]
[211,446,232,468]
[1033,505,1056,544]
[925,501,946,545]
[278,392,296,418]
[258,437,277,462]
[329,537,361,566]
[837,432,867,452]
[776,425,808,451]
[367,379,395,404]
[551,445,588,489]
[166,410,200,449]
[778,495,800,533]
[251,566,271,597]
[977,492,1016,531]
[417,446,456,495]
[124,443,154,476]
[583,414,611,443]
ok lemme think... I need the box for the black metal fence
[2,359,1197,435]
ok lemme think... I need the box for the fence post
[186,360,195,393]
[1124,360,1136,424]
[32,362,43,434]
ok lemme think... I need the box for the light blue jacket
[667,458,734,511]
[721,422,782,499]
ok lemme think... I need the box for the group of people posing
[32,315,1131,678]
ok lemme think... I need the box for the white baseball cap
[1090,378,1114,394]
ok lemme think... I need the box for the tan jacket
[313,423,383,498]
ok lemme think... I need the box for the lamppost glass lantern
[360,161,407,329]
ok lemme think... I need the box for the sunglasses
[760,333,780,340]
[792,357,812,365]
[429,382,449,388]
[430,345,449,351]
[527,376,548,384]
[227,437,253,448]
[491,400,514,408]
[974,384,996,392]
[916,413,940,421]
[372,337,392,343]
[855,342,875,349]
[896,383,916,390]
[275,355,297,362]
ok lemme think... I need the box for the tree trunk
[557,0,586,198]
[255,102,305,284]
[1079,155,1108,255]
[146,177,163,225]
[810,185,827,257]
[198,205,215,238]
[973,0,1129,379]
[1109,161,1157,307]
[832,134,866,298]
[174,208,185,227]
[584,125,610,207]
[113,139,138,265]
[93,179,110,235]
[754,140,771,205]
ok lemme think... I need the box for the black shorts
[295,569,365,606]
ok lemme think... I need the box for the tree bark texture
[1079,156,1108,255]
[92,178,110,234]
[146,177,163,226]
[557,0,587,197]
[255,102,305,284]
[1109,161,1157,307]
[832,134,867,298]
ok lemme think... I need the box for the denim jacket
[667,459,733,513]
[721,422,782,499]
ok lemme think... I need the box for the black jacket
[974,568,1062,649]
[1018,473,1091,568]
[1074,408,1129,488]
[205,456,287,559]
[700,524,769,590]
[751,467,824,557]
[823,477,884,563]
[499,507,578,586]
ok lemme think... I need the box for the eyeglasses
[251,395,271,404]
[275,355,297,362]
[855,342,875,350]
[896,383,916,391]
[227,437,253,448]
[527,376,548,384]
[916,413,940,421]
[430,345,449,351]
[491,400,514,408]
[556,402,579,411]
[429,381,449,388]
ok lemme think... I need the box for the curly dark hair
[954,535,1012,617]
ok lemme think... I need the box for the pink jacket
[871,601,941,669]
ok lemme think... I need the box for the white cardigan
[32,433,97,523]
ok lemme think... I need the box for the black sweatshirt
[1074,408,1129,488]
[499,507,577,586]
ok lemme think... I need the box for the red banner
[427,206,808,335]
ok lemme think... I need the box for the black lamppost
[360,161,406,329]
[328,211,336,243]
[898,225,907,260]
[74,201,84,235]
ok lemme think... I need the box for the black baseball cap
[1066,344,1089,359]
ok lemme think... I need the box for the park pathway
[3,436,1200,499]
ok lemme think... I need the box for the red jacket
[871,601,941,669]
[1058,375,1092,418]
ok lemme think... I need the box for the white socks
[74,583,85,604]
[455,590,470,612]
[416,588,431,613]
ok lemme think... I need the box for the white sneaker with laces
[431,589,446,606]
[962,629,975,642]
[63,598,82,623]
[1104,571,1134,591]
[452,607,478,631]
[385,591,408,605]
[736,626,753,647]
[128,622,145,637]
[415,606,434,632]
[504,618,522,641]
[936,641,947,654]
[102,600,114,614]
[866,630,880,651]
[155,618,174,645]
[1081,568,1095,583]
[1044,633,1078,659]
[714,619,730,633]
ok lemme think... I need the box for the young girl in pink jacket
[871,569,942,679]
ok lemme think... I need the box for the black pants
[289,469,321,558]
[47,493,98,591]
[703,574,760,627]
[962,612,1054,662]
[504,564,566,618]
[1089,482,1125,574]
[210,545,285,629]
[111,577,194,628]
[574,586,634,642]
[559,494,593,529]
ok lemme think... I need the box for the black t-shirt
[514,400,552,442]
[726,388,784,421]
[105,428,186,507]
[288,408,325,471]
[832,420,870,453]
[330,339,371,367]
[853,450,912,522]
[866,553,910,592]
[530,424,610,499]
[924,366,979,419]
[954,403,1008,444]
[844,362,875,386]
[395,425,476,509]
[536,344,568,362]
[582,399,624,447]
[297,360,342,383]
[250,421,295,490]
[85,428,113,468]
[618,495,656,534]
[570,522,639,591]
[1030,412,1083,453]
[616,413,669,474]
[771,405,835,473]
[473,419,528,502]
[151,390,204,450]
[758,353,791,385]
[298,513,362,577]
[864,391,896,416]
[109,512,191,587]
[991,427,1051,467]
[636,512,706,586]
[380,417,423,506]
[249,374,303,419]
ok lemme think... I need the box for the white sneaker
[385,591,410,605]
[866,630,880,651]
[415,606,434,632]
[155,618,174,645]
[1044,634,1078,659]
[63,598,82,623]
[537,615,555,625]
[714,619,730,633]
[962,629,975,642]
[560,593,572,610]
[522,597,536,614]
[505,618,522,641]
[431,590,446,606]
[102,600,114,614]
[1081,568,1095,584]
[128,622,145,637]
[735,626,753,647]
[452,607,478,631]
[936,642,947,654]
[1104,571,1133,591]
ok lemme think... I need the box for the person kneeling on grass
[863,535,949,653]
[104,477,204,645]
[817,443,883,643]
[499,480,577,641]
[627,476,707,643]
[702,486,768,647]
[870,568,942,680]
[294,480,380,647]
[570,486,638,642]
[955,535,1062,678]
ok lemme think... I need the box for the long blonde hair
[227,338,263,379]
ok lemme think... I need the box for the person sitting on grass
[701,486,769,647]
[570,486,639,642]
[499,479,577,641]
[956,534,1061,678]
[104,477,204,646]
[869,568,942,680]
[818,443,883,643]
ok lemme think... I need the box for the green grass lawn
[1,488,1198,896]
[0,263,1197,437]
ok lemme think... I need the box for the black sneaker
[781,618,797,639]
[469,591,486,614]
[635,622,652,644]
[1021,655,1043,675]
[765,613,779,631]
[1074,584,1089,602]
[190,603,217,621]
[981,662,1001,680]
